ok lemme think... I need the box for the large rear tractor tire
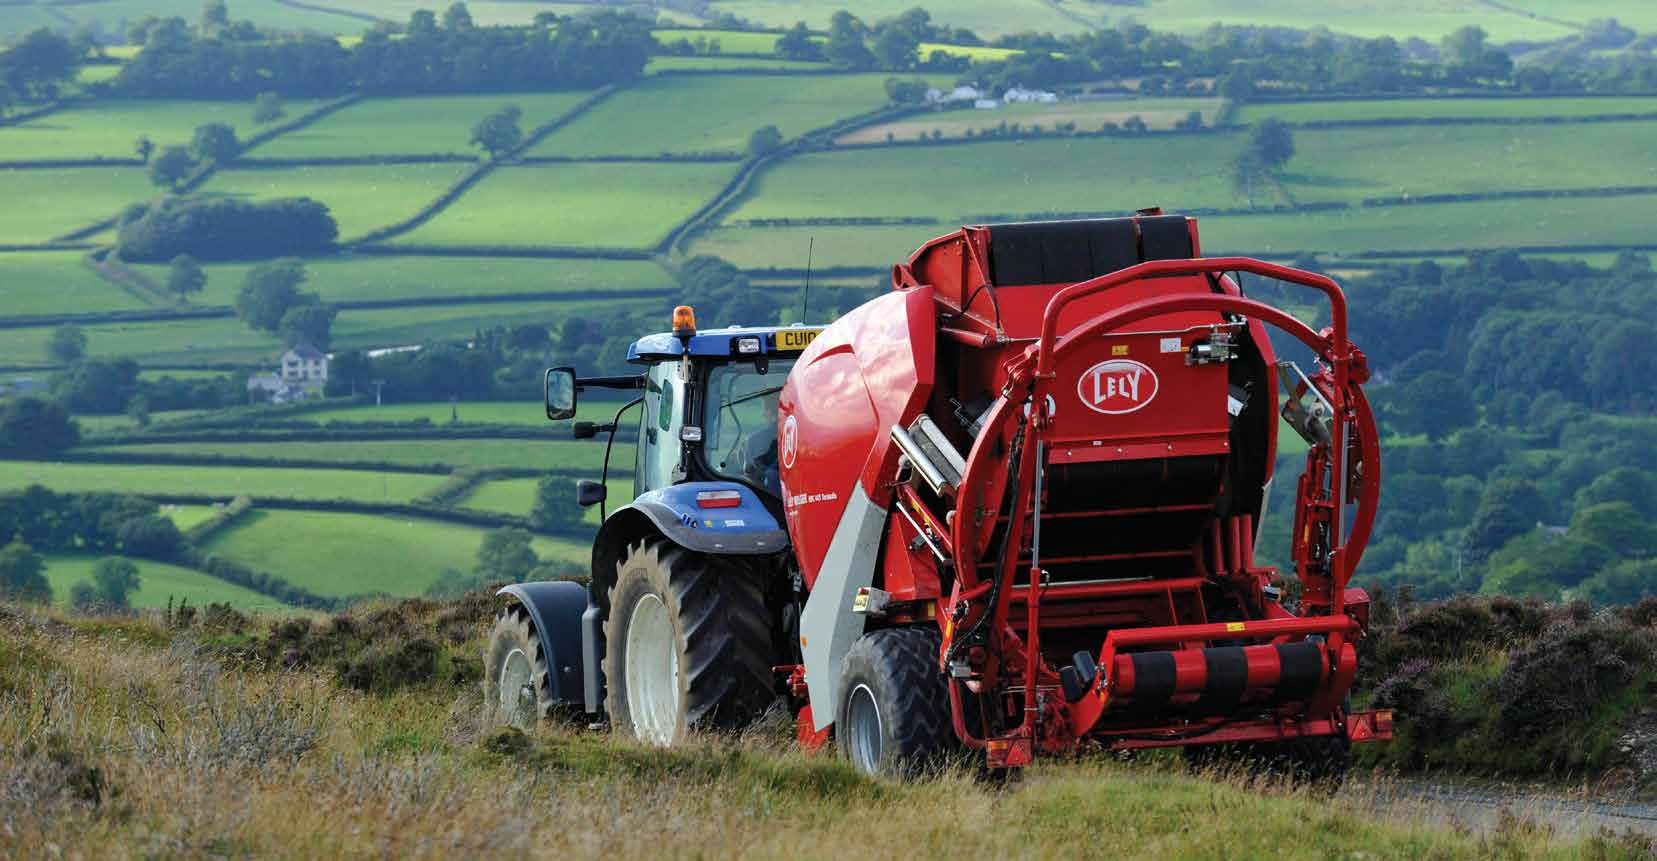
[483,604,555,729]
[603,540,775,745]
[835,626,956,778]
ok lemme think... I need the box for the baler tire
[835,626,956,778]
[483,604,555,729]
[603,540,775,745]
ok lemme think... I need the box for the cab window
[636,363,683,494]
[703,359,794,496]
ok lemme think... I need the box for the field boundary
[348,85,622,245]
[273,0,385,24]
[0,95,82,129]
[146,492,595,540]
[182,494,253,543]
[83,247,176,307]
[351,243,654,259]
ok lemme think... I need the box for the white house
[1003,86,1059,104]
[926,85,985,105]
[973,98,1001,110]
[281,343,328,383]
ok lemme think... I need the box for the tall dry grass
[1,602,1651,860]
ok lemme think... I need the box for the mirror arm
[598,395,644,522]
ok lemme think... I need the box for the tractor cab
[545,307,822,511]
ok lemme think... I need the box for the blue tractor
[484,307,821,743]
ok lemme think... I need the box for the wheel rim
[844,683,884,775]
[624,592,681,745]
[499,647,534,728]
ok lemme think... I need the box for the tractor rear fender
[590,481,788,614]
[496,580,591,710]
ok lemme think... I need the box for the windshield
[703,359,795,496]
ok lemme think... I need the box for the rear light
[695,490,742,508]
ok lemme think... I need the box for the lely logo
[780,414,798,469]
[1078,359,1158,414]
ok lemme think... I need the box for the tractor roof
[627,324,823,364]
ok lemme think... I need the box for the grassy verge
[2,597,1649,859]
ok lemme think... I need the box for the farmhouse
[1003,86,1059,104]
[282,343,329,383]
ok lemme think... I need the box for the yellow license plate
[775,329,820,351]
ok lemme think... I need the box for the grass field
[41,552,284,612]
[159,503,220,532]
[840,98,1226,144]
[38,0,358,37]
[203,163,469,239]
[1237,97,1657,125]
[459,476,632,525]
[0,296,651,366]
[1281,121,1657,204]
[0,167,156,243]
[691,221,960,269]
[530,74,919,157]
[302,0,595,26]
[298,399,626,426]
[200,509,589,597]
[645,55,827,73]
[729,134,1251,222]
[130,255,674,307]
[0,250,148,317]
[396,162,740,248]
[248,92,594,159]
[1124,0,1573,40]
[651,28,788,54]
[705,0,1101,37]
[84,439,631,471]
[73,409,215,435]
[0,460,446,502]
[0,98,326,162]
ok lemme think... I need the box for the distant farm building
[1003,86,1059,104]
[282,344,329,383]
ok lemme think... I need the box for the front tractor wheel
[483,604,555,729]
[603,540,774,745]
[835,626,956,778]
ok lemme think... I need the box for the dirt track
[1347,776,1657,838]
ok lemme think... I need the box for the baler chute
[779,213,1391,772]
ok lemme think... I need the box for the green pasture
[1280,122,1657,204]
[43,0,357,37]
[1236,97,1657,126]
[74,409,215,435]
[0,250,148,317]
[460,476,632,525]
[0,297,643,366]
[130,255,674,307]
[298,399,625,426]
[307,0,593,26]
[1124,0,1572,40]
[918,41,1025,62]
[85,439,631,472]
[691,222,949,269]
[397,162,739,248]
[1494,0,1657,32]
[41,553,286,612]
[75,65,122,86]
[249,91,594,159]
[0,98,327,162]
[645,56,826,73]
[652,28,786,54]
[839,98,1227,144]
[200,509,590,598]
[159,503,220,531]
[704,0,1100,38]
[0,460,446,502]
[1200,193,1657,257]
[0,168,156,244]
[730,134,1250,222]
[204,163,467,239]
[530,74,923,157]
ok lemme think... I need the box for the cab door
[634,361,685,496]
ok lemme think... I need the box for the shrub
[116,196,337,263]
[1493,618,1655,741]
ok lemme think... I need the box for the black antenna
[800,236,814,323]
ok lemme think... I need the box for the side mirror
[576,479,607,508]
[545,366,577,421]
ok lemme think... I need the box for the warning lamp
[672,305,696,344]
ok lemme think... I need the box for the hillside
[2,595,1653,859]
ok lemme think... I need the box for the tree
[47,324,86,364]
[1577,559,1656,606]
[872,27,918,71]
[147,145,196,190]
[201,0,230,37]
[442,2,474,32]
[189,122,240,163]
[825,11,875,70]
[469,104,523,159]
[775,22,822,61]
[134,135,154,162]
[167,253,206,299]
[1440,26,1488,68]
[70,581,100,612]
[252,91,286,124]
[1230,151,1266,209]
[746,124,783,158]
[1570,502,1655,558]
[407,9,438,37]
[1247,118,1295,171]
[127,394,151,428]
[278,303,337,349]
[236,258,310,332]
[475,527,538,583]
[1391,370,1474,442]
[0,396,80,458]
[0,29,81,100]
[530,476,583,531]
[49,357,139,414]
[92,557,141,609]
[0,537,50,604]
[506,324,550,351]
